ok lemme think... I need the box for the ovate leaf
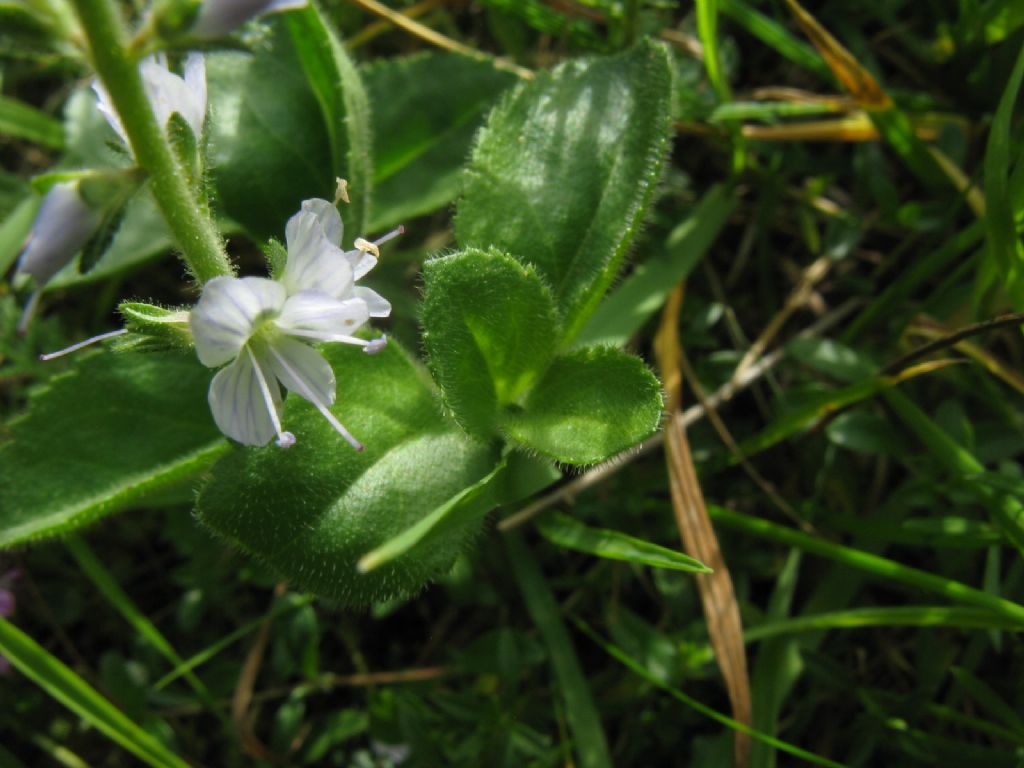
[197,340,499,606]
[208,6,371,240]
[456,39,673,342]
[363,52,517,231]
[422,248,560,437]
[0,352,224,548]
[501,346,663,465]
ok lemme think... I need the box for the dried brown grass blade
[655,285,752,768]
[232,584,287,764]
[782,0,891,108]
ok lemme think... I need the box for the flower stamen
[39,329,129,361]
[246,347,295,449]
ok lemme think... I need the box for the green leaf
[363,52,516,231]
[358,451,559,573]
[422,247,560,437]
[456,39,673,341]
[501,346,663,465]
[0,351,226,548]
[536,511,711,572]
[0,93,64,149]
[0,618,191,768]
[208,7,371,241]
[286,7,372,236]
[197,340,500,606]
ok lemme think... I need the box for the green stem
[70,0,232,283]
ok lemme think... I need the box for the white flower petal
[265,337,336,407]
[91,80,127,144]
[208,350,281,447]
[353,286,391,318]
[300,198,343,246]
[276,290,369,337]
[281,221,355,298]
[141,54,207,140]
[182,54,208,138]
[191,276,286,367]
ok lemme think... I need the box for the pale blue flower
[190,199,398,449]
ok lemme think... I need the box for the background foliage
[2,0,1024,766]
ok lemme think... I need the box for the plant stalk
[70,0,233,283]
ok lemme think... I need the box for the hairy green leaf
[197,340,499,606]
[456,39,673,341]
[422,247,560,437]
[0,352,223,550]
[501,346,663,464]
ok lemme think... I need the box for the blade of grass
[949,666,1024,739]
[883,388,1024,554]
[0,94,65,149]
[719,0,830,80]
[750,551,803,768]
[706,505,1024,626]
[64,536,228,727]
[0,617,191,768]
[535,511,711,573]
[153,594,315,690]
[656,285,752,766]
[574,618,846,768]
[744,606,1021,643]
[981,43,1024,293]
[505,531,612,768]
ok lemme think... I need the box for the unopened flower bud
[16,181,101,332]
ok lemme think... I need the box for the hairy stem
[70,0,233,283]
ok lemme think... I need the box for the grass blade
[505,531,612,768]
[0,618,191,768]
[707,505,1024,626]
[575,618,846,768]
[535,511,711,573]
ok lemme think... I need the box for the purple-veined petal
[191,276,286,367]
[275,290,369,338]
[353,286,391,318]
[208,348,283,447]
[265,337,335,406]
[264,338,365,450]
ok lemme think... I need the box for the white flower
[191,0,308,38]
[93,53,206,147]
[190,198,399,449]
[16,180,101,332]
